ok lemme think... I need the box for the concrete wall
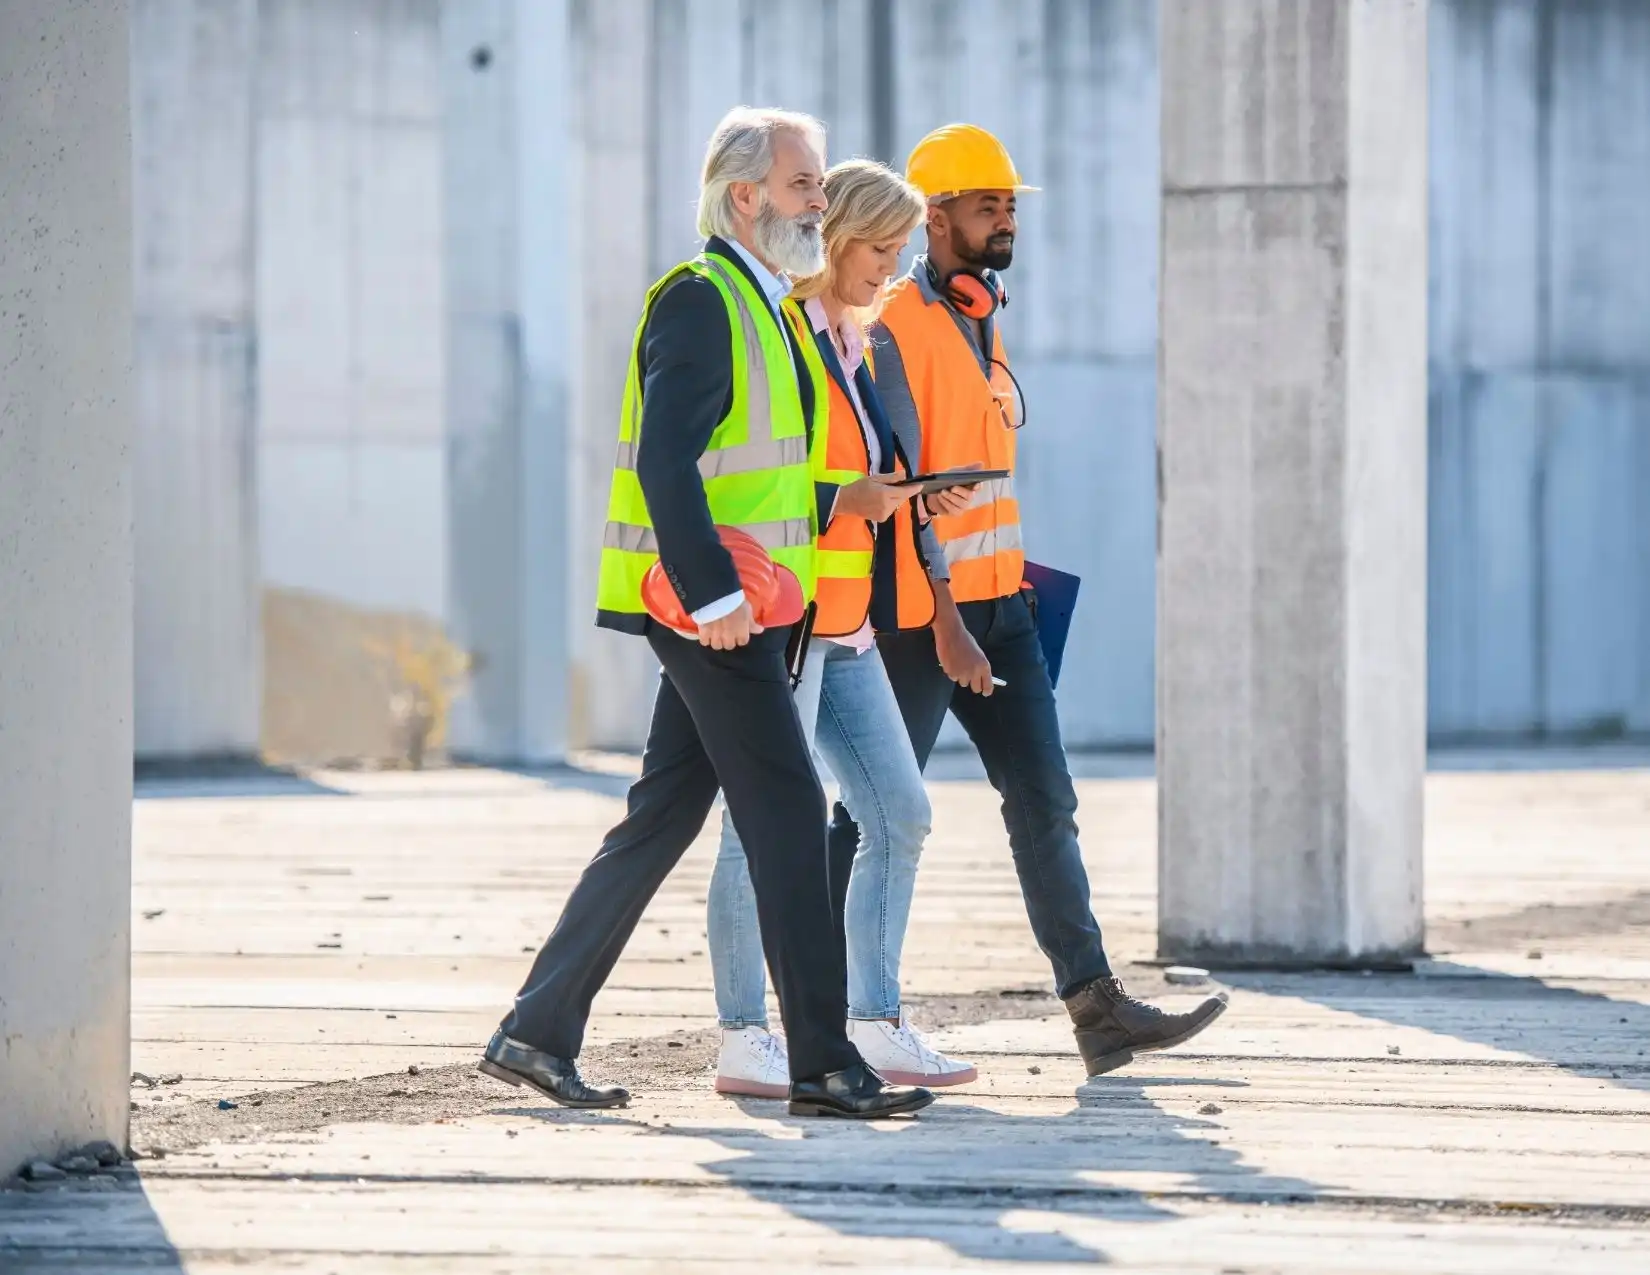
[565,0,656,749]
[0,0,134,1171]
[132,0,262,758]
[567,0,896,748]
[442,0,575,763]
[127,0,1650,755]
[257,0,447,621]
[889,0,1161,751]
[563,0,1163,751]
[880,0,1650,750]
[1428,0,1650,739]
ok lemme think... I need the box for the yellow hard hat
[905,123,1038,201]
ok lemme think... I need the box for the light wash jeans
[707,639,932,1026]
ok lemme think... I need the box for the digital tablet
[896,468,1011,495]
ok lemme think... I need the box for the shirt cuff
[690,590,746,625]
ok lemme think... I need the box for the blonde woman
[707,160,978,1097]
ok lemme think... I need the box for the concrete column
[567,0,654,750]
[0,1,134,1171]
[442,0,575,764]
[131,0,262,759]
[1157,0,1428,964]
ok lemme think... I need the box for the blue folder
[1022,561,1081,689]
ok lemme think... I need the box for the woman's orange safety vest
[793,307,935,638]
[877,276,1023,604]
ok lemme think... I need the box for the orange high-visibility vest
[795,308,935,638]
[877,275,1023,603]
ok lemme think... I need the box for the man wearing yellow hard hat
[834,122,1230,1076]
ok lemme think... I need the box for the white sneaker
[847,1011,978,1087]
[714,1027,789,1099]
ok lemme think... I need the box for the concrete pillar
[442,0,575,764]
[1156,0,1428,965]
[0,1,134,1171]
[131,0,262,759]
[567,0,655,750]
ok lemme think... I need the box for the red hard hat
[641,526,806,633]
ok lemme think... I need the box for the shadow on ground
[491,761,641,799]
[135,757,349,800]
[513,1075,1319,1265]
[1233,968,1650,1094]
[133,759,642,801]
[0,1178,182,1273]
[929,743,1650,783]
[1228,887,1650,1095]
[1426,743,1650,773]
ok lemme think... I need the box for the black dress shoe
[477,1030,630,1108]
[1063,975,1229,1077]
[788,1061,934,1119]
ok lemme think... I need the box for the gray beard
[754,201,825,277]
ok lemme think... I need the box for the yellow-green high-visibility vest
[596,251,829,624]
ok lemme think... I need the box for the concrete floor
[4,760,1650,1270]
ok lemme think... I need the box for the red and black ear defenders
[924,259,1027,429]
[926,260,1008,321]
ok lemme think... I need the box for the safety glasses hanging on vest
[924,259,1030,432]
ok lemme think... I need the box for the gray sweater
[867,257,1011,584]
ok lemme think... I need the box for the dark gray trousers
[505,625,859,1081]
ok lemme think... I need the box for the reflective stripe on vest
[942,521,1024,566]
[942,474,1022,570]
[603,517,814,556]
[817,546,876,575]
[612,435,810,479]
[595,252,825,619]
[880,274,1024,604]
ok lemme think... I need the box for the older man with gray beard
[478,108,933,1120]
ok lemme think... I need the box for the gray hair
[696,106,826,240]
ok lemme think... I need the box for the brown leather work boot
[1064,975,1229,1076]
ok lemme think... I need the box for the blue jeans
[708,640,932,1026]
[833,588,1112,998]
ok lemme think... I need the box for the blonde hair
[697,106,827,241]
[791,160,925,320]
